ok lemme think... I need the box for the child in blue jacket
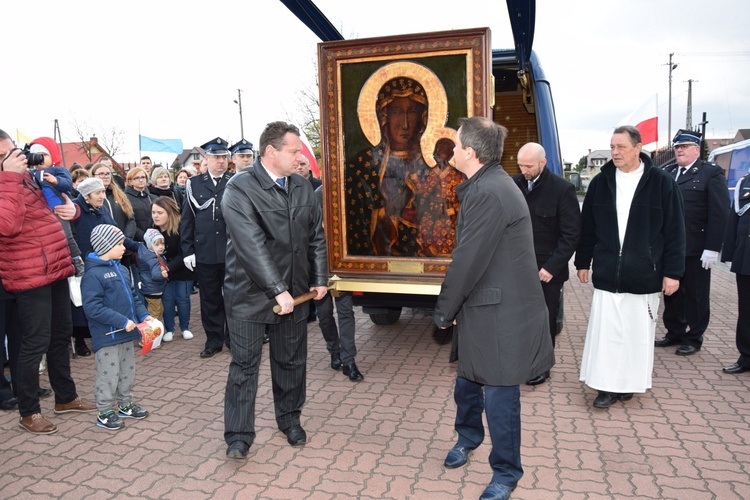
[137,228,168,320]
[82,224,153,431]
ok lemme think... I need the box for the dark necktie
[276,177,286,190]
[527,179,534,193]
[214,177,222,185]
[675,167,686,180]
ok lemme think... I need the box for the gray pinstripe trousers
[224,317,307,446]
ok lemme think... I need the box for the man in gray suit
[434,117,554,500]
[221,122,328,460]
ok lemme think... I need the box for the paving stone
[2,262,749,498]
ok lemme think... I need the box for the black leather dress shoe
[38,388,53,399]
[330,352,342,370]
[654,336,680,348]
[200,346,222,358]
[342,362,364,381]
[283,425,307,446]
[526,371,549,386]
[676,345,701,356]
[0,396,19,411]
[226,441,249,459]
[444,444,474,468]
[593,391,618,408]
[723,363,750,374]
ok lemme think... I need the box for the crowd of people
[2,117,749,500]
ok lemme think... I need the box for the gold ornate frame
[318,28,492,279]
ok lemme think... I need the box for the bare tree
[68,116,126,161]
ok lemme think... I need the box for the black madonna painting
[318,28,492,277]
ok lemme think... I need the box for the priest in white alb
[575,125,685,409]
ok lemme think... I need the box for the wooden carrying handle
[272,290,318,314]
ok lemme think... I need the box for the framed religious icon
[318,27,492,279]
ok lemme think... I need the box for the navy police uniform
[180,137,233,356]
[721,175,750,373]
[661,130,729,352]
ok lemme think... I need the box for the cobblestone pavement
[2,263,749,499]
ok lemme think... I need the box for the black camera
[21,144,45,167]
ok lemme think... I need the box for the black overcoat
[513,167,581,283]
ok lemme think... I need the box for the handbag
[68,276,83,307]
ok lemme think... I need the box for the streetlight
[233,89,245,140]
[664,53,678,143]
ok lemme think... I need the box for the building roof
[60,136,119,170]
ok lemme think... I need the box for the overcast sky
[2,0,748,166]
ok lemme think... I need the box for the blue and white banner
[139,135,183,154]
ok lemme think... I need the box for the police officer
[180,137,233,358]
[230,139,254,172]
[657,130,729,356]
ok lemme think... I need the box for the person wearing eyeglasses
[124,167,156,242]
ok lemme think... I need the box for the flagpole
[138,119,142,160]
[655,94,659,150]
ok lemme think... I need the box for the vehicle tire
[369,308,402,325]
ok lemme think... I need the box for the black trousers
[195,263,227,350]
[224,317,307,446]
[1,298,22,396]
[14,279,78,417]
[735,274,750,368]
[663,256,711,347]
[541,281,562,348]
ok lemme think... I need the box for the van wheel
[369,308,402,325]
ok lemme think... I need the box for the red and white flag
[618,94,659,146]
[297,126,320,178]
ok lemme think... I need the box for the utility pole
[685,79,696,129]
[233,89,245,140]
[664,53,678,142]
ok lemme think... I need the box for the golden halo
[357,61,456,168]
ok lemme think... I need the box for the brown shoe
[54,396,96,414]
[19,413,58,435]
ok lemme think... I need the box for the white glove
[183,254,196,271]
[700,250,719,270]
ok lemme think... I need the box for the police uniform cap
[673,129,701,146]
[201,137,230,156]
[230,139,254,155]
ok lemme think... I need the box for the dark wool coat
[574,153,686,294]
[433,161,554,386]
[124,186,156,241]
[221,162,327,324]
[513,167,581,283]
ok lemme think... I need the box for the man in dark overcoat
[513,142,581,385]
[658,130,729,356]
[221,122,327,460]
[434,117,554,500]
[180,137,234,358]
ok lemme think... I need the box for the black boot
[74,338,91,357]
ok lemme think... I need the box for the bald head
[517,142,547,180]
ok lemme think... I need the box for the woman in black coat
[124,167,155,241]
[149,166,184,211]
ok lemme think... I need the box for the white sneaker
[182,330,194,340]
[163,332,174,342]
